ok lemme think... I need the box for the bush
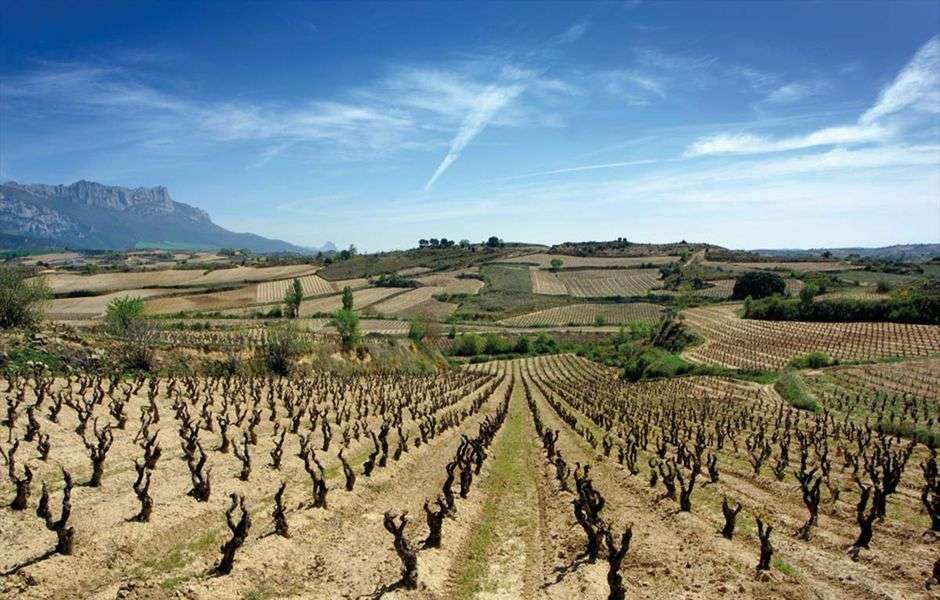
[258,325,305,375]
[875,280,893,293]
[105,295,146,335]
[408,318,427,342]
[594,314,607,326]
[746,294,939,325]
[513,335,530,354]
[732,271,786,300]
[483,333,512,355]
[283,278,303,318]
[788,351,835,369]
[454,332,484,356]
[648,310,698,352]
[0,267,50,329]
[332,308,360,351]
[372,274,420,288]
[621,347,693,382]
[532,332,559,354]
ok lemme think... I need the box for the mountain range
[0,180,332,254]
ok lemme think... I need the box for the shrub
[648,310,698,352]
[788,351,834,369]
[372,274,420,288]
[550,258,564,272]
[483,333,512,355]
[0,267,50,329]
[732,271,786,300]
[258,324,305,375]
[513,335,530,354]
[594,314,607,326]
[454,332,484,356]
[875,280,893,294]
[104,295,146,336]
[408,318,427,342]
[283,278,303,318]
[531,332,558,354]
[332,308,360,351]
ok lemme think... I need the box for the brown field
[47,289,182,320]
[502,253,677,269]
[682,303,940,370]
[680,278,805,299]
[143,286,260,315]
[702,261,857,273]
[40,265,318,295]
[2,353,936,599]
[298,287,402,317]
[500,302,664,327]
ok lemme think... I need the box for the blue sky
[1,1,938,251]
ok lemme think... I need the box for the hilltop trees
[0,266,50,329]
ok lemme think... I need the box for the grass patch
[773,556,801,578]
[774,371,821,412]
[453,384,534,598]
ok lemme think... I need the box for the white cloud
[764,80,828,104]
[686,124,889,156]
[425,81,527,190]
[686,36,940,157]
[861,35,940,124]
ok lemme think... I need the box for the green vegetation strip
[453,382,537,598]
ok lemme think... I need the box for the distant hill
[751,244,940,262]
[0,180,330,254]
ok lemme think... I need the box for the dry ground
[1,354,937,599]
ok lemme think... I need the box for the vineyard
[501,253,676,269]
[500,302,664,327]
[532,269,663,298]
[682,304,940,370]
[255,275,337,303]
[1,353,937,599]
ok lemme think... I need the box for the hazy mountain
[0,180,327,253]
[751,244,940,262]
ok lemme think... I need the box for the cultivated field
[500,302,664,327]
[502,253,676,269]
[255,274,334,303]
[1,353,937,599]
[41,265,318,295]
[48,289,182,320]
[682,304,940,370]
[532,269,663,298]
[298,287,402,317]
[702,261,857,274]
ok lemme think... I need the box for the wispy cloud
[763,80,828,104]
[686,36,939,157]
[686,124,889,156]
[425,80,527,190]
[860,35,940,124]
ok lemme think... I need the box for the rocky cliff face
[0,180,311,253]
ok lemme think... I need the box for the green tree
[408,318,427,342]
[731,271,787,300]
[332,308,360,351]
[283,277,303,318]
[105,295,146,335]
[513,335,530,354]
[0,266,50,329]
[341,286,354,311]
[799,282,819,308]
[550,258,564,272]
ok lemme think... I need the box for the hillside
[0,180,323,253]
[752,244,940,262]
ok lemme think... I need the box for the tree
[105,295,146,335]
[485,236,502,248]
[332,309,360,351]
[731,271,786,300]
[0,266,50,329]
[550,258,564,272]
[408,318,427,342]
[459,239,470,248]
[799,282,818,308]
[341,286,354,311]
[283,278,303,318]
[419,239,430,248]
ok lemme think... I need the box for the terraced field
[500,302,664,327]
[543,269,663,298]
[298,287,402,316]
